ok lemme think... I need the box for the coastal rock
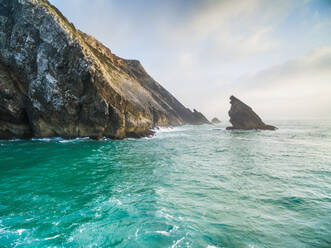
[0,0,209,139]
[191,109,211,125]
[211,118,221,124]
[226,96,277,130]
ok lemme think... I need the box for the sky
[49,0,331,120]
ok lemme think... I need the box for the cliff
[226,96,276,130]
[0,0,209,139]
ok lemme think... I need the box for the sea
[0,120,330,248]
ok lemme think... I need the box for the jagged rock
[0,0,209,139]
[211,118,221,124]
[226,96,277,130]
[191,109,210,125]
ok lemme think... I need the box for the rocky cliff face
[0,0,209,139]
[226,96,276,130]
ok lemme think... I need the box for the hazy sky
[49,0,331,120]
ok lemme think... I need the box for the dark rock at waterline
[211,118,221,124]
[0,0,209,139]
[226,96,277,130]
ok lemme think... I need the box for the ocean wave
[29,137,92,143]
[154,126,184,133]
[31,137,63,142]
[59,137,90,143]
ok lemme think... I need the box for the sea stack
[0,0,209,139]
[226,96,277,130]
[211,118,221,124]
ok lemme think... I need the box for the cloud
[165,0,298,62]
[238,46,331,89]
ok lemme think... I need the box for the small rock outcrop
[191,109,211,125]
[226,96,277,130]
[211,118,221,124]
[0,0,209,139]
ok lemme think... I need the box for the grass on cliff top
[39,0,76,34]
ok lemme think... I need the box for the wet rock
[0,0,209,139]
[226,96,277,130]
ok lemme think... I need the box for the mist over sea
[0,120,330,247]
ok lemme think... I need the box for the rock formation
[0,0,209,139]
[211,118,221,124]
[226,96,277,130]
[191,109,210,125]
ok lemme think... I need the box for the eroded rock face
[211,118,221,124]
[0,0,209,139]
[226,96,276,130]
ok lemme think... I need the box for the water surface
[0,120,330,247]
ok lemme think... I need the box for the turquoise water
[0,120,331,248]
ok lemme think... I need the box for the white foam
[154,126,190,133]
[171,237,184,248]
[155,127,176,133]
[31,137,63,142]
[44,234,60,240]
[17,229,26,235]
[155,230,170,236]
[59,137,90,143]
